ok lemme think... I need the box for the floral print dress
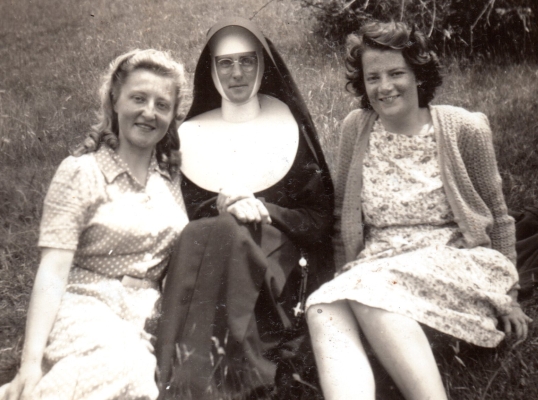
[307,120,518,347]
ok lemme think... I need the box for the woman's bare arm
[5,248,73,400]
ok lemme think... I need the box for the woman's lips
[135,123,155,131]
[379,95,400,103]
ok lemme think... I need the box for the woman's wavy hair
[75,49,187,175]
[345,21,442,109]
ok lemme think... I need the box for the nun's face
[215,51,261,104]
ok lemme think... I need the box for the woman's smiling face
[362,48,420,121]
[114,69,175,153]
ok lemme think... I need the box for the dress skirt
[0,268,161,400]
[306,238,518,347]
[306,120,519,348]
[157,213,317,398]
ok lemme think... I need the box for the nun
[156,16,333,399]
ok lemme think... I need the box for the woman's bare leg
[307,301,375,400]
[349,302,447,400]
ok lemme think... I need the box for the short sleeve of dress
[38,155,96,250]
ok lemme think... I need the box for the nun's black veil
[185,17,334,207]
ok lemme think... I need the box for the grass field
[1,0,538,398]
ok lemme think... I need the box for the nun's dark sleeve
[260,150,333,247]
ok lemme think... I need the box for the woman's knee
[213,212,243,232]
[177,214,247,250]
[306,301,351,331]
[181,216,217,236]
[349,300,395,321]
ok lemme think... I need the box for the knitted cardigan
[333,105,516,271]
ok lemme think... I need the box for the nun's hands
[500,305,533,347]
[227,198,271,225]
[217,186,271,225]
[217,185,253,213]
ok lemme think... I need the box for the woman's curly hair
[74,49,187,175]
[345,21,442,109]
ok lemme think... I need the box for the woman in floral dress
[306,21,532,400]
[1,49,189,400]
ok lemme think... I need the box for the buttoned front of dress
[13,145,190,400]
[39,145,189,283]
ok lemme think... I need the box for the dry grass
[1,0,538,398]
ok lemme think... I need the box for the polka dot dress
[307,120,519,347]
[1,146,189,399]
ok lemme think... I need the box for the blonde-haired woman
[1,49,189,400]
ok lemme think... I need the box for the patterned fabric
[39,146,188,281]
[0,146,189,400]
[21,280,160,399]
[307,119,519,347]
[332,105,516,270]
[361,120,453,228]
[352,120,460,263]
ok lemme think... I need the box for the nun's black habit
[156,17,333,399]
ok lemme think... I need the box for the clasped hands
[217,186,272,225]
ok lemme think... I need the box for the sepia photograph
[0,0,537,399]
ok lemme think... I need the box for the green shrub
[299,0,537,61]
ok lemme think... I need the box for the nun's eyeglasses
[216,56,258,74]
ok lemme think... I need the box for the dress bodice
[39,146,189,281]
[359,120,461,260]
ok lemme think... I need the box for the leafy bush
[300,0,537,61]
